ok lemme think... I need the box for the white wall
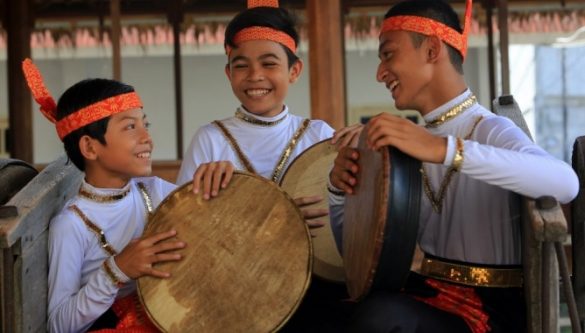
[1,45,490,164]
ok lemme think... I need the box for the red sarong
[90,293,159,333]
[415,279,491,333]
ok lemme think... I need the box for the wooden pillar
[307,0,346,129]
[485,0,497,106]
[110,0,121,80]
[168,0,184,159]
[5,0,33,162]
[498,0,510,96]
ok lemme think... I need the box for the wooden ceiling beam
[29,0,585,21]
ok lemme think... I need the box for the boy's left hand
[192,161,235,200]
[331,123,364,150]
[294,195,328,229]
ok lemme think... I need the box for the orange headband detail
[56,92,143,140]
[380,0,472,60]
[226,26,297,55]
[248,0,278,8]
[22,58,143,141]
[225,0,294,55]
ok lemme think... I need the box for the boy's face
[225,39,302,117]
[83,108,153,188]
[376,30,433,112]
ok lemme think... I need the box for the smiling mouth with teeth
[137,152,151,159]
[388,80,399,92]
[246,89,271,97]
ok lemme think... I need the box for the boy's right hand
[115,229,186,279]
[192,161,235,200]
[330,147,360,195]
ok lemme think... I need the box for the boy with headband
[177,0,359,331]
[22,59,187,332]
[328,0,578,332]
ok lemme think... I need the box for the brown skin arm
[114,229,186,279]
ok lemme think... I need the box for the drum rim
[137,171,314,332]
[278,137,333,185]
[279,137,347,283]
[343,144,421,300]
[371,147,421,293]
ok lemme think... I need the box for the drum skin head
[137,172,312,332]
[343,131,421,300]
[280,139,345,283]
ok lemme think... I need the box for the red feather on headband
[22,58,58,124]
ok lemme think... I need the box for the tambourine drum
[280,139,345,283]
[137,172,312,332]
[343,130,421,300]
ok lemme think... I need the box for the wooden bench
[0,155,82,333]
[494,95,581,333]
[572,136,585,330]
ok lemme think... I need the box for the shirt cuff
[442,135,457,166]
[327,177,346,205]
[107,256,131,284]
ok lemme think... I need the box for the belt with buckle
[420,256,523,288]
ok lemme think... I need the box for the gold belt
[420,257,523,288]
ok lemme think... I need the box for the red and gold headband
[225,0,297,55]
[22,58,143,141]
[380,0,473,60]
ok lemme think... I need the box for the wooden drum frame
[137,172,312,332]
[343,131,422,300]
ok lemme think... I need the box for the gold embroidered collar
[424,94,477,129]
[235,109,288,127]
[79,182,131,203]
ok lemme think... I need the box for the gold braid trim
[69,205,117,256]
[271,118,311,182]
[235,109,288,127]
[137,182,153,215]
[213,118,312,183]
[79,185,130,203]
[103,258,123,287]
[425,95,477,128]
[421,115,484,213]
[213,120,257,174]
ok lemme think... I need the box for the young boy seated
[175,1,360,331]
[22,59,186,333]
[328,0,579,332]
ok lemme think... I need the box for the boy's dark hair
[225,6,300,67]
[385,0,464,74]
[57,79,135,171]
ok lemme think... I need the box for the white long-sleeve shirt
[47,177,176,333]
[330,90,578,265]
[176,106,334,185]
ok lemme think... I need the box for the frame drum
[137,172,312,332]
[279,139,345,283]
[343,131,421,300]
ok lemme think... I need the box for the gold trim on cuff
[452,137,464,171]
[103,258,123,287]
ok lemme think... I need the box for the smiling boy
[328,1,579,332]
[22,59,186,333]
[176,1,357,331]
